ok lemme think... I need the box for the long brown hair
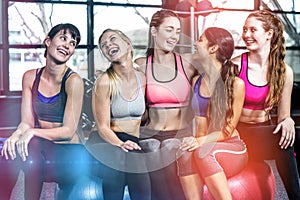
[146,9,180,57]
[247,10,286,110]
[204,27,239,135]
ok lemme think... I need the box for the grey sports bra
[110,70,145,121]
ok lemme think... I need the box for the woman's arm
[1,69,36,160]
[92,74,123,147]
[273,64,295,149]
[181,77,245,151]
[92,74,140,152]
[15,73,84,161]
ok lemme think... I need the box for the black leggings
[86,131,151,200]
[139,128,192,200]
[237,121,300,200]
[0,154,20,199]
[22,136,95,200]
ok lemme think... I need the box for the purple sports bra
[238,53,269,110]
[191,74,210,117]
[145,53,190,108]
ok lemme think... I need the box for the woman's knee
[139,138,160,152]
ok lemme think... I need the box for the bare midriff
[111,119,141,138]
[146,106,193,131]
[239,108,270,124]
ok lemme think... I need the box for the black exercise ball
[56,176,103,200]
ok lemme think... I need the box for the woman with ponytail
[232,10,300,199]
[176,27,248,200]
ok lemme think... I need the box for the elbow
[61,127,77,141]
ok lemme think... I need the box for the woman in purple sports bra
[231,10,300,199]
[0,23,95,200]
[135,9,198,200]
[177,27,248,200]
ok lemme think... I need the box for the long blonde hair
[98,29,133,98]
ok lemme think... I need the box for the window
[1,0,300,94]
[3,0,161,92]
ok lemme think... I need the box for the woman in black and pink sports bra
[135,9,198,200]
[232,10,300,199]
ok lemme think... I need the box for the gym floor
[9,160,299,200]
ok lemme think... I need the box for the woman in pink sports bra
[135,9,197,200]
[231,10,300,199]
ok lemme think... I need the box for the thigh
[195,139,248,178]
[237,123,280,161]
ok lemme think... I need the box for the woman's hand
[180,136,202,151]
[119,140,141,152]
[274,117,295,149]
[16,129,35,161]
[1,131,21,160]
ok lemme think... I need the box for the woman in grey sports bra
[86,29,151,200]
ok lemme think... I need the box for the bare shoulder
[181,53,193,60]
[94,72,109,88]
[285,64,294,77]
[65,73,83,96]
[231,54,242,65]
[22,68,39,88]
[23,68,37,79]
[180,53,198,81]
[134,57,147,73]
[234,77,245,89]
[66,72,83,86]
[136,70,146,82]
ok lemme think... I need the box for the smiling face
[194,33,210,55]
[151,16,181,52]
[45,29,77,64]
[99,30,131,63]
[242,16,273,52]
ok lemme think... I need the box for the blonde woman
[87,29,151,200]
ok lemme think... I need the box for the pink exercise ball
[203,162,276,200]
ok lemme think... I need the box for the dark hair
[204,27,239,135]
[44,23,81,57]
[146,9,180,57]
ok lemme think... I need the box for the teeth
[109,48,118,56]
[58,49,67,55]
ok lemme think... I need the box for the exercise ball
[196,0,213,17]
[203,162,276,200]
[175,0,193,18]
[56,176,103,200]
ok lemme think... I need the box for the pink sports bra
[238,53,269,110]
[146,53,190,108]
